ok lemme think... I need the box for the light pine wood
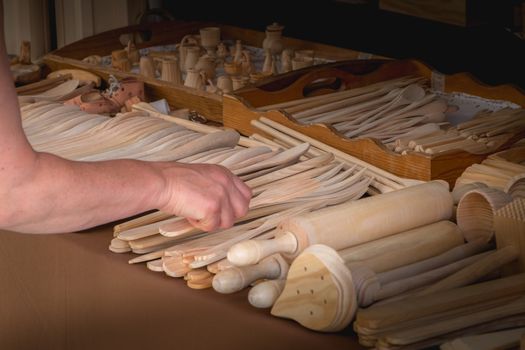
[43,19,371,122]
[108,237,131,253]
[495,198,525,275]
[248,279,285,309]
[456,187,513,243]
[270,238,490,332]
[366,251,492,306]
[355,296,524,339]
[369,313,525,349]
[113,210,173,236]
[339,221,464,273]
[451,182,488,204]
[355,273,525,330]
[381,296,525,346]
[440,327,525,350]
[375,239,491,286]
[506,174,525,199]
[245,153,334,188]
[146,259,164,272]
[187,276,214,289]
[212,254,288,294]
[255,117,425,188]
[131,102,222,134]
[159,202,300,238]
[271,244,355,332]
[118,216,183,241]
[404,245,518,297]
[232,143,310,176]
[228,181,452,265]
[185,268,213,282]
[250,118,403,192]
[47,69,101,87]
[16,74,72,95]
[223,59,525,186]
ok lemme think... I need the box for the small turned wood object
[139,56,156,78]
[19,40,31,64]
[212,254,288,294]
[248,279,285,308]
[456,187,513,243]
[11,40,41,84]
[160,58,182,84]
[126,40,140,65]
[262,22,285,56]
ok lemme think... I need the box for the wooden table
[0,225,363,350]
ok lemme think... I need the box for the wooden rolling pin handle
[227,232,298,266]
[212,255,285,294]
[248,279,286,308]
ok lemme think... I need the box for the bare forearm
[1,152,167,233]
[0,0,250,234]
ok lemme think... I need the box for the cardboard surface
[0,225,362,350]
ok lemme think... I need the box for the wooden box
[43,19,384,122]
[222,58,525,185]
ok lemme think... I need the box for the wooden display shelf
[222,58,525,185]
[43,19,384,122]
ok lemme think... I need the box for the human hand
[158,163,252,232]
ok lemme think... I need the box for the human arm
[0,4,251,234]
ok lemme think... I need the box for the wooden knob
[213,255,285,294]
[227,232,297,266]
[248,279,285,308]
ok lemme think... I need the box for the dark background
[159,0,525,90]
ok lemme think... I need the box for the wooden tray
[43,20,384,122]
[222,59,525,185]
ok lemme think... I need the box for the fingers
[219,196,235,229]
[187,216,219,232]
[160,163,253,233]
[232,175,252,202]
[190,191,242,232]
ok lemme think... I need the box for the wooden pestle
[212,254,288,294]
[228,181,453,266]
[248,279,285,308]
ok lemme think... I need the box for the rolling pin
[212,254,288,294]
[228,181,453,265]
